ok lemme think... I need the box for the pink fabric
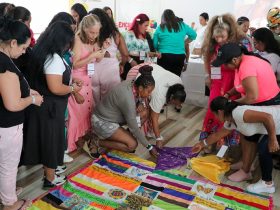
[91,38,121,107]
[67,45,94,152]
[234,55,280,103]
[0,124,23,205]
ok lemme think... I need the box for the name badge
[87,63,95,76]
[211,67,221,79]
[216,145,228,158]
[140,51,146,61]
[136,116,141,127]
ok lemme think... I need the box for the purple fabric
[155,146,197,170]
[146,176,192,191]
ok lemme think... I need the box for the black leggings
[157,53,185,76]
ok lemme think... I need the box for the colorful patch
[134,186,159,200]
[191,181,217,200]
[108,189,127,200]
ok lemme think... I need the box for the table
[181,56,208,107]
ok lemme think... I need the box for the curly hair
[201,13,245,65]
[88,8,119,48]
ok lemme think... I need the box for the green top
[153,22,197,54]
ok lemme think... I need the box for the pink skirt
[67,71,93,152]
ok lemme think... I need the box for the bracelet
[146,144,153,151]
[31,95,36,104]
[70,84,74,93]
[203,139,208,146]
[156,135,163,141]
[128,58,134,64]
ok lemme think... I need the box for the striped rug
[28,151,273,210]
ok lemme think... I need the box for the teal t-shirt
[153,22,197,54]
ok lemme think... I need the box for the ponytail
[166,84,186,103]
[210,96,241,118]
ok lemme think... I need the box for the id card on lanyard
[210,66,221,79]
[87,63,95,76]
[132,82,142,128]
[140,51,146,61]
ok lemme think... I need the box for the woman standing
[237,16,254,52]
[21,22,80,189]
[200,14,245,149]
[153,9,197,76]
[0,18,43,209]
[192,12,209,55]
[67,15,105,152]
[252,27,280,82]
[71,3,87,29]
[89,8,129,106]
[122,13,157,79]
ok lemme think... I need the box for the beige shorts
[92,114,119,139]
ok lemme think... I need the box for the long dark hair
[252,27,280,56]
[48,12,76,27]
[88,8,118,47]
[71,3,87,24]
[210,96,241,118]
[134,65,155,88]
[129,13,149,39]
[7,6,31,23]
[28,21,74,86]
[0,17,31,45]
[166,84,186,103]
[160,9,181,32]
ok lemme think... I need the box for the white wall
[4,0,280,35]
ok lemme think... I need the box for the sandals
[82,140,100,159]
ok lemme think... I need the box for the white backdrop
[4,0,280,35]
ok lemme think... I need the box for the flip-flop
[82,141,100,159]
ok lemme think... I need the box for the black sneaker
[43,175,66,190]
[174,107,181,113]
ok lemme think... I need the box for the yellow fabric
[32,200,60,210]
[190,155,230,184]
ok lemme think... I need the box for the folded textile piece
[155,146,197,170]
[190,155,230,184]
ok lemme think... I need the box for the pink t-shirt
[234,55,280,103]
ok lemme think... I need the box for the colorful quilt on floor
[28,151,273,210]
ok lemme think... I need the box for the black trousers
[157,53,185,76]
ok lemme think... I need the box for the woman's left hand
[149,147,159,158]
[268,137,280,153]
[72,78,84,87]
[30,89,40,95]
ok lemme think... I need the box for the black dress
[21,56,71,169]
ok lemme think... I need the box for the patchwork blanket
[29,151,273,210]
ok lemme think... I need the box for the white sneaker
[63,153,73,163]
[146,131,156,139]
[247,180,275,194]
[55,165,67,175]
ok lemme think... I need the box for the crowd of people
[0,2,279,209]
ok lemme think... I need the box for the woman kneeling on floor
[91,65,158,157]
[192,96,280,194]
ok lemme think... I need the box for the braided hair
[166,84,186,103]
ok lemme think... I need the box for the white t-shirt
[193,25,207,49]
[259,51,280,81]
[147,64,183,113]
[224,105,280,136]
[44,53,66,75]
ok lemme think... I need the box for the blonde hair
[77,14,101,44]
[201,13,245,65]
